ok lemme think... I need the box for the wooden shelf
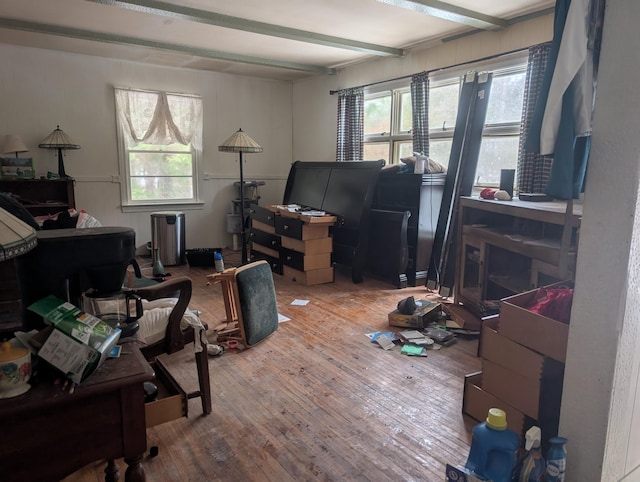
[455,196,580,317]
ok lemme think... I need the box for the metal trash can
[151,211,185,266]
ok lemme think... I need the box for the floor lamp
[219,128,263,265]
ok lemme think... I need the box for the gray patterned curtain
[517,43,554,194]
[410,72,430,156]
[336,87,364,161]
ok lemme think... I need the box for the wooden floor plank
[62,259,482,482]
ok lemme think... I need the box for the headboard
[282,160,385,283]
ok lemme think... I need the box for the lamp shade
[0,208,37,262]
[1,134,28,157]
[218,128,263,153]
[38,126,80,150]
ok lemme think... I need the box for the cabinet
[0,179,76,335]
[251,205,336,285]
[0,178,75,216]
[455,196,581,317]
[370,173,446,287]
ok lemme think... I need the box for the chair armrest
[132,276,192,354]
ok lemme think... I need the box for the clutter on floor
[367,295,473,356]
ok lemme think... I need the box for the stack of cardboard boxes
[463,284,571,445]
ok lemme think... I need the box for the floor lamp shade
[38,126,80,178]
[218,128,263,265]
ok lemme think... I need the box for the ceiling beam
[441,7,555,43]
[376,0,508,30]
[85,0,404,57]
[0,18,337,75]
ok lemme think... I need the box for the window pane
[399,91,412,133]
[429,139,453,169]
[130,152,193,176]
[364,142,390,163]
[485,72,526,125]
[429,82,460,132]
[397,141,414,161]
[130,176,193,201]
[364,95,391,135]
[475,136,520,186]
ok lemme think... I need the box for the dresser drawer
[251,229,281,248]
[282,265,334,286]
[252,205,277,227]
[280,235,333,255]
[275,216,329,240]
[251,250,283,274]
[281,248,332,271]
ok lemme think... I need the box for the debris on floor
[366,295,485,356]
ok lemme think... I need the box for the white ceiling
[0,0,555,81]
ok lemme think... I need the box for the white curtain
[115,88,203,150]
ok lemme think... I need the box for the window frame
[114,88,203,211]
[363,82,413,165]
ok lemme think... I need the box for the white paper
[278,313,291,323]
[291,299,309,306]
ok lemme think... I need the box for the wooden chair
[207,260,279,348]
[130,276,212,415]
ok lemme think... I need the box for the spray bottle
[518,426,545,482]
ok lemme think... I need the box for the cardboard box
[481,359,563,421]
[462,372,532,440]
[481,318,565,382]
[441,303,482,331]
[499,283,572,362]
[28,295,121,384]
[388,299,441,329]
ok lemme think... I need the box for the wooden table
[0,345,154,482]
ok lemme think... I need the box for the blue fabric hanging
[524,0,598,200]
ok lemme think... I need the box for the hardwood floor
[63,255,482,482]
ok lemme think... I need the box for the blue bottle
[214,251,225,272]
[465,408,520,482]
[546,436,568,482]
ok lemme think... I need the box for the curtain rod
[329,44,543,95]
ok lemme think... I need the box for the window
[361,54,527,186]
[363,87,413,164]
[427,64,526,186]
[114,88,203,206]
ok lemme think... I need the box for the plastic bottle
[465,408,520,482]
[519,426,546,482]
[546,436,568,482]
[214,251,225,272]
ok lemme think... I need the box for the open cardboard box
[498,281,573,363]
[462,371,532,440]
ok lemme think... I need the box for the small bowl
[0,341,31,399]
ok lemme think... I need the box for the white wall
[0,45,293,251]
[560,0,640,480]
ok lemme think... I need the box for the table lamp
[1,134,28,159]
[0,207,37,262]
[38,126,80,178]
